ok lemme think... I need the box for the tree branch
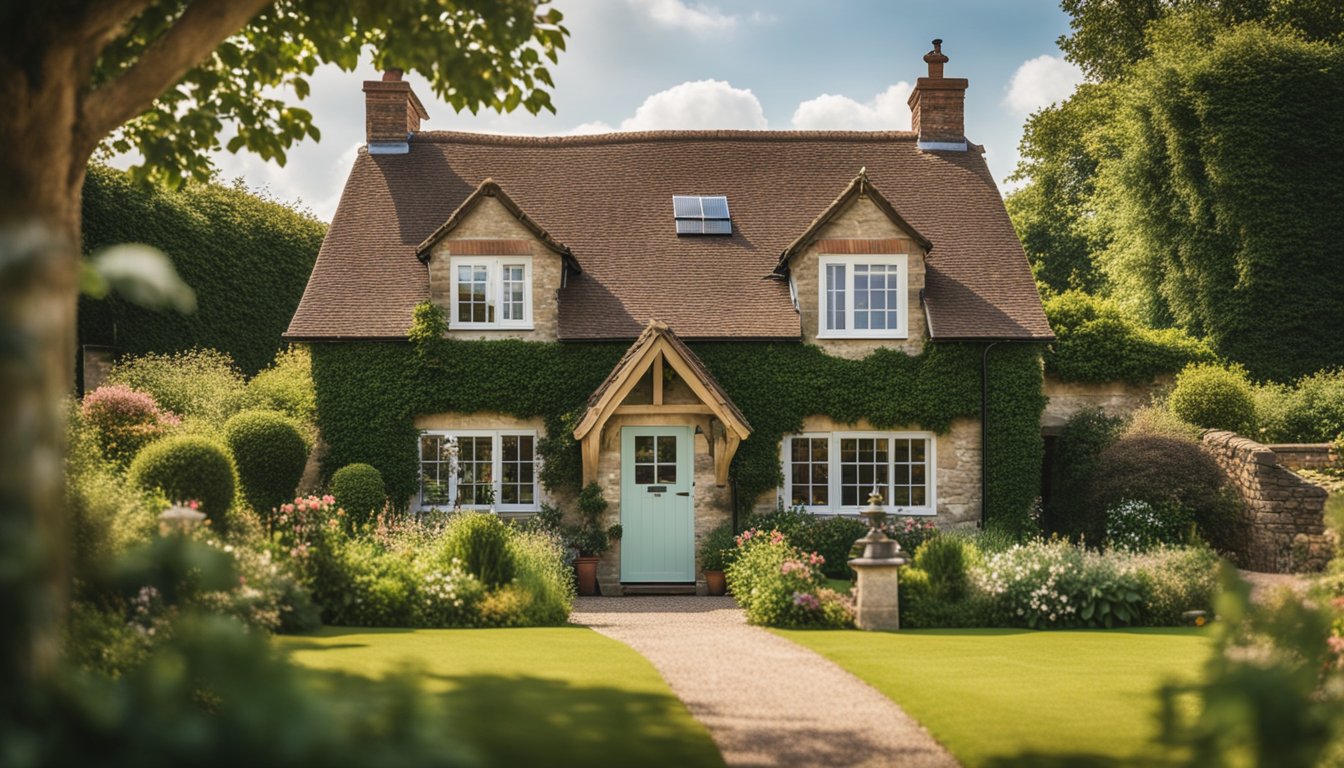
[76,0,272,152]
[79,0,157,51]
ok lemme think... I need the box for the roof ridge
[408,129,919,147]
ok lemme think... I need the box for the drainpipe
[730,472,739,534]
[980,341,998,529]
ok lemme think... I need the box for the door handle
[675,491,690,497]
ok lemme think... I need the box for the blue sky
[122,0,1083,220]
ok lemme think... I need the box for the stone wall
[1266,443,1338,472]
[790,195,928,359]
[1201,430,1335,572]
[1041,374,1168,429]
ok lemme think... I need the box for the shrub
[80,384,181,465]
[913,535,977,602]
[246,346,317,426]
[129,435,237,529]
[108,349,248,427]
[1168,363,1257,435]
[442,512,516,589]
[977,540,1145,628]
[330,463,385,527]
[1043,290,1217,384]
[724,529,853,628]
[699,522,737,572]
[1123,404,1202,441]
[1105,499,1194,552]
[898,567,993,629]
[1125,545,1220,626]
[742,505,815,542]
[1254,369,1344,443]
[1089,434,1245,556]
[506,528,575,625]
[881,516,940,554]
[224,409,309,521]
[797,516,868,578]
[1051,408,1125,542]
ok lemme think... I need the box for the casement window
[418,430,539,511]
[449,256,532,328]
[782,432,935,515]
[817,254,908,338]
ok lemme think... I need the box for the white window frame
[816,254,909,339]
[448,255,534,330]
[417,429,540,513]
[780,431,936,516]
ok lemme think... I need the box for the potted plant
[567,483,621,596]
[699,522,736,596]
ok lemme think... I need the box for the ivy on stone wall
[310,303,1046,533]
[1043,290,1216,385]
[80,164,326,375]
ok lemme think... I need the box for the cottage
[287,41,1053,594]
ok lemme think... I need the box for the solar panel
[672,195,732,235]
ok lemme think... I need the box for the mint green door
[620,426,695,582]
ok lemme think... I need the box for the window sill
[448,324,536,332]
[815,332,910,341]
[793,507,936,517]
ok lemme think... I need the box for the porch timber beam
[714,434,741,487]
[581,432,601,486]
[613,404,713,415]
[653,352,664,406]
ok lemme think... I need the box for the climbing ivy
[310,303,1046,533]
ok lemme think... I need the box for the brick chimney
[362,69,430,154]
[907,40,968,151]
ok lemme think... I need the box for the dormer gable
[420,179,579,341]
[775,172,932,358]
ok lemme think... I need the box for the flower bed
[725,528,853,628]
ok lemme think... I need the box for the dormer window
[449,255,533,328]
[817,254,908,338]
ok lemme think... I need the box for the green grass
[279,627,724,768]
[825,577,853,594]
[776,627,1212,767]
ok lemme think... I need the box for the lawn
[776,627,1212,767]
[279,627,724,768]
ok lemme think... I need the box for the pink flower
[322,494,336,505]
[187,499,200,510]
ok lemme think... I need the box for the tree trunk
[0,41,86,704]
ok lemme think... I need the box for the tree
[1092,18,1344,380]
[0,0,567,703]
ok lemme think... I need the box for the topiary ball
[224,409,309,520]
[1168,363,1257,435]
[129,435,237,530]
[330,463,386,527]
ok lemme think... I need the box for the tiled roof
[285,130,1052,342]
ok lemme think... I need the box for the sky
[115,0,1084,221]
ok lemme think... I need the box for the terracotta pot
[704,569,727,596]
[574,555,601,596]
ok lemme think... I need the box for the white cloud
[789,83,914,131]
[566,120,617,135]
[625,0,738,35]
[1004,55,1084,115]
[618,80,768,130]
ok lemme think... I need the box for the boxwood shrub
[224,409,309,519]
[1168,363,1257,435]
[129,435,237,529]
[330,463,386,527]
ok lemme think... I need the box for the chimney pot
[382,68,403,82]
[908,38,968,151]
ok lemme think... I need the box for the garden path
[571,596,958,768]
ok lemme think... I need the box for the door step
[620,583,699,596]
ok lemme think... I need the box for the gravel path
[571,596,957,768]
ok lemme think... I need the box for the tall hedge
[1095,20,1344,381]
[1044,291,1216,384]
[310,303,1047,533]
[79,164,326,375]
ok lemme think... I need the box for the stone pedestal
[849,557,906,631]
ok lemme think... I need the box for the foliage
[914,535,977,602]
[1122,404,1202,442]
[108,348,247,427]
[1042,291,1216,384]
[245,346,317,426]
[800,516,869,578]
[1105,499,1195,552]
[278,497,570,628]
[443,512,516,589]
[80,165,325,375]
[1089,434,1245,557]
[93,2,570,188]
[699,523,737,572]
[1254,368,1344,443]
[724,530,852,629]
[1127,545,1221,626]
[1158,567,1344,767]
[311,302,1047,534]
[1049,407,1124,543]
[80,384,180,465]
[128,435,237,529]
[741,506,912,579]
[224,409,309,521]
[880,516,941,556]
[1093,20,1344,381]
[567,482,616,556]
[977,540,1146,629]
[329,463,386,528]
[1168,363,1257,435]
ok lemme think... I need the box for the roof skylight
[673,195,732,235]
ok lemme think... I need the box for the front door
[620,426,694,582]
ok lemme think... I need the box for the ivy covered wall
[310,304,1047,534]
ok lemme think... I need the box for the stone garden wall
[1265,443,1338,472]
[1201,430,1335,572]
